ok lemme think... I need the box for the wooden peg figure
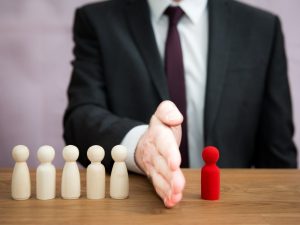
[61,145,81,199]
[36,145,56,200]
[86,145,105,199]
[201,146,220,200]
[11,145,31,200]
[110,145,129,199]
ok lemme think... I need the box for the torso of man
[123,0,209,170]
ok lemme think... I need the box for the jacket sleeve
[63,8,143,170]
[254,17,297,168]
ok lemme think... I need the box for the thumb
[151,100,183,145]
[154,100,183,126]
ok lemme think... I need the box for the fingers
[165,193,183,208]
[153,154,173,182]
[150,168,184,208]
[151,152,185,208]
[145,146,185,208]
[154,127,181,170]
[150,170,172,200]
[171,193,183,203]
[171,169,186,194]
[154,100,183,126]
[142,152,185,208]
[151,147,184,195]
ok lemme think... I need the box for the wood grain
[0,169,300,225]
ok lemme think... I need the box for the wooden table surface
[0,169,300,225]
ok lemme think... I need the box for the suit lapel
[125,0,169,100]
[204,0,231,143]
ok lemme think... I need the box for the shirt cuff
[121,125,148,175]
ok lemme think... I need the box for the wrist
[135,133,147,174]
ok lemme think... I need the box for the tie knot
[164,6,184,26]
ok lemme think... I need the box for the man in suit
[64,0,297,207]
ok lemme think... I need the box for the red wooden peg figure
[201,146,220,200]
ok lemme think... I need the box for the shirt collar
[147,0,208,24]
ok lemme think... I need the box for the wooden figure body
[36,145,56,200]
[11,145,31,200]
[201,146,220,200]
[61,145,81,199]
[87,145,105,199]
[110,145,129,199]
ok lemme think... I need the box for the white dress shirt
[122,0,208,173]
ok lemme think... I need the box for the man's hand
[135,100,186,208]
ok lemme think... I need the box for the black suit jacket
[63,0,297,170]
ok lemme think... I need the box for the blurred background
[0,0,299,168]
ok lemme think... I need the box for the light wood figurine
[36,145,56,200]
[11,145,31,200]
[86,145,105,199]
[61,145,81,199]
[110,145,129,199]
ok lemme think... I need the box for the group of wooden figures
[11,143,221,202]
[11,144,129,200]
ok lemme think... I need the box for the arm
[63,8,143,170]
[255,17,297,168]
[64,9,185,208]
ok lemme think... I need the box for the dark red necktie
[164,6,189,167]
